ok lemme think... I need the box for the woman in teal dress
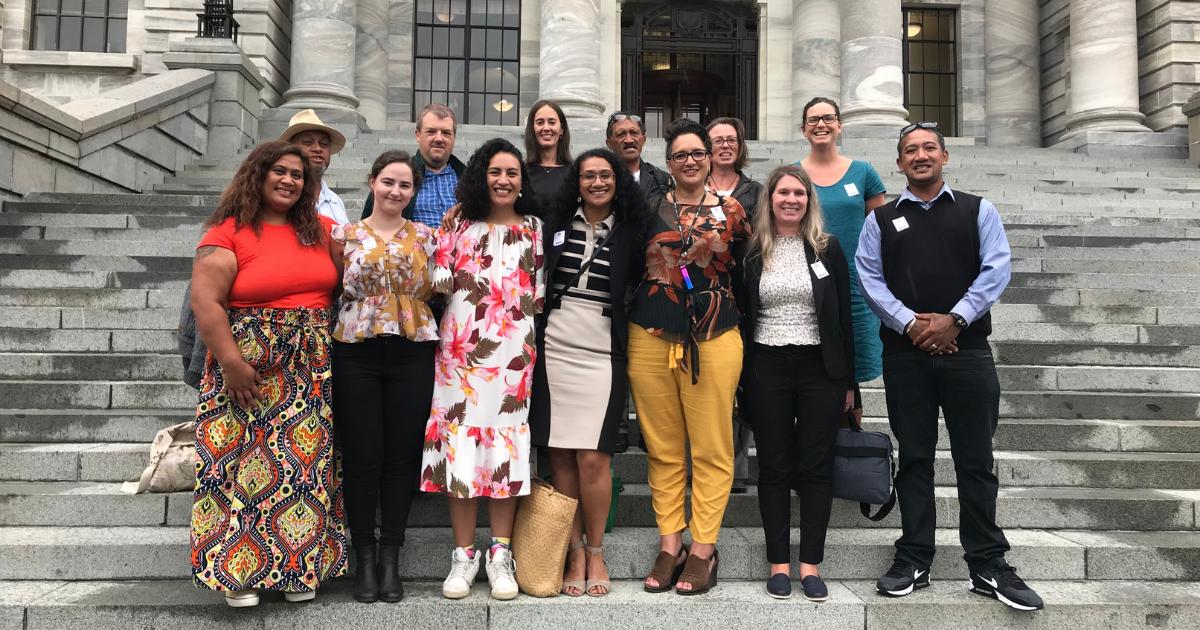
[797,97,887,422]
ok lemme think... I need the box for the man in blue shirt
[857,122,1043,612]
[362,103,465,226]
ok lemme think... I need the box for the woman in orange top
[189,140,347,608]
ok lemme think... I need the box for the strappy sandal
[644,545,689,593]
[584,544,611,597]
[561,540,587,597]
[676,549,719,596]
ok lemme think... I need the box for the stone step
[0,305,179,328]
[0,353,180,380]
[992,342,1200,368]
[0,329,175,353]
[4,579,1199,630]
[22,193,218,207]
[0,287,177,309]
[0,381,193,410]
[2,523,1198,584]
[1037,235,1200,249]
[990,322,1187,345]
[1009,272,1200,292]
[991,304,1190,325]
[0,253,192,272]
[0,239,197,257]
[0,270,189,290]
[1011,246,1200,261]
[0,409,191,443]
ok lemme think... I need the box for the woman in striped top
[529,148,649,597]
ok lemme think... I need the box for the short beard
[313,164,328,178]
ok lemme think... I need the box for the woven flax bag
[512,478,579,596]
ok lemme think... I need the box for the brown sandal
[675,549,719,596]
[643,545,689,593]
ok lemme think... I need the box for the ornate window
[413,0,521,126]
[32,0,127,52]
[903,8,958,136]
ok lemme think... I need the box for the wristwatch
[950,312,968,329]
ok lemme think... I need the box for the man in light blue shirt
[857,122,1042,612]
[280,109,350,225]
[362,103,465,227]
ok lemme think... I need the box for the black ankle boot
[377,545,404,602]
[353,544,379,603]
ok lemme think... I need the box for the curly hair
[455,138,540,222]
[547,148,650,237]
[524,99,573,166]
[203,140,324,246]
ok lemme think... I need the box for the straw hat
[278,109,346,155]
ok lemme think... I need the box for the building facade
[0,0,1195,147]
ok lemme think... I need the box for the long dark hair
[204,140,323,246]
[455,138,540,222]
[524,99,573,167]
[548,148,650,236]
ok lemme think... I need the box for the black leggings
[743,343,843,565]
[333,336,435,547]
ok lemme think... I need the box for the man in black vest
[856,122,1042,611]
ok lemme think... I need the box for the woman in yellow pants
[627,118,750,595]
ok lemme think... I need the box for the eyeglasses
[608,113,643,124]
[668,149,710,163]
[711,137,739,147]
[900,121,940,138]
[804,114,839,126]
[581,170,615,183]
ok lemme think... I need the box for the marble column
[838,0,908,128]
[1061,0,1150,138]
[283,0,360,112]
[792,0,841,135]
[984,0,1041,146]
[539,0,606,118]
[355,0,389,128]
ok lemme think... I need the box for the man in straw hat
[279,109,350,225]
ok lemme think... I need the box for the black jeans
[882,347,1010,571]
[333,336,435,547]
[743,344,843,565]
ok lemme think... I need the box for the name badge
[553,230,566,246]
[811,261,829,279]
[361,236,377,250]
[893,216,910,232]
[710,207,726,221]
[844,183,859,197]
[502,256,519,273]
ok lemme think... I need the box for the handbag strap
[860,450,897,521]
[845,410,862,432]
[550,225,618,308]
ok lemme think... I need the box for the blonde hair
[748,164,830,268]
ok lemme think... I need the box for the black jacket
[361,152,466,221]
[728,173,763,219]
[738,236,856,388]
[638,159,672,200]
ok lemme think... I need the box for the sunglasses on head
[900,121,939,139]
[609,113,643,124]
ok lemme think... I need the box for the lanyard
[671,195,704,290]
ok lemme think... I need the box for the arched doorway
[620,2,759,138]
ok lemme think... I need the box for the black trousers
[743,344,843,565]
[882,347,1010,571]
[332,336,435,547]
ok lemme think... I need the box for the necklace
[709,171,738,192]
[542,165,557,174]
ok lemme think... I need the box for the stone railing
[1184,90,1200,165]
[0,38,264,199]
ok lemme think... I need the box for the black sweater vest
[871,190,992,354]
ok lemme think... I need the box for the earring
[577,196,582,203]
[518,191,522,198]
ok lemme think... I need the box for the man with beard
[279,109,349,224]
[363,103,466,225]
[605,112,671,200]
[857,122,1041,612]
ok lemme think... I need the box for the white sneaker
[486,547,519,600]
[224,589,259,608]
[283,591,315,603]
[443,547,481,599]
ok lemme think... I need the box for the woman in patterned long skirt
[419,138,545,601]
[190,140,347,607]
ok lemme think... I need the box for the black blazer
[738,236,856,388]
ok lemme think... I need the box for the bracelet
[903,318,915,335]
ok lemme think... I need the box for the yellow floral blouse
[332,219,439,343]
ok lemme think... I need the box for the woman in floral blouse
[331,150,438,604]
[628,118,750,597]
[419,138,545,601]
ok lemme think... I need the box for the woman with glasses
[628,118,750,596]
[798,98,887,420]
[529,148,649,597]
[705,116,762,495]
[525,99,574,208]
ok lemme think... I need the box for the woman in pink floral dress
[419,138,545,601]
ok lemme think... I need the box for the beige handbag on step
[511,478,579,597]
[122,421,198,494]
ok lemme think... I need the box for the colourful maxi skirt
[190,307,347,593]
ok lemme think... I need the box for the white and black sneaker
[876,559,931,597]
[969,562,1044,611]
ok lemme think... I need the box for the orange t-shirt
[198,216,339,309]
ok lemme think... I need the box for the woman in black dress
[524,99,573,206]
[529,148,649,597]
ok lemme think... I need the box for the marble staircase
[0,128,1198,628]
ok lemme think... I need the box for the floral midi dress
[419,216,545,498]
